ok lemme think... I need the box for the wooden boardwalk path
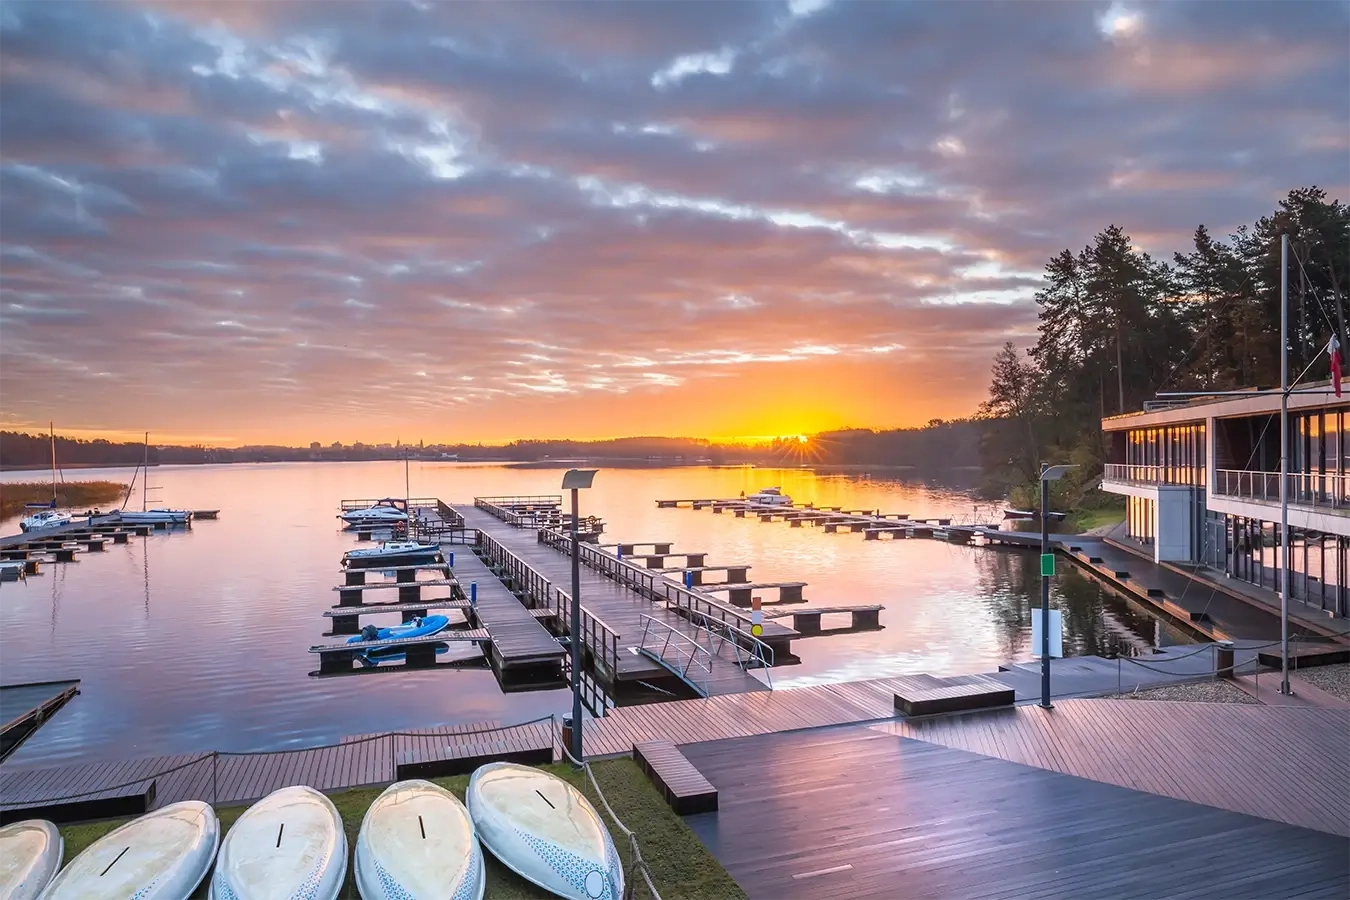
[450,548,565,670]
[682,724,1350,900]
[456,505,773,696]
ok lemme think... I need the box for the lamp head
[1040,464,1077,483]
[561,468,598,490]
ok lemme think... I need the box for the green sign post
[1040,552,1055,577]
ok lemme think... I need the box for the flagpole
[1279,233,1292,696]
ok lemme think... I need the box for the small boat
[468,762,623,900]
[20,426,70,533]
[349,614,450,647]
[343,541,441,568]
[119,509,192,525]
[210,785,345,900]
[19,508,72,533]
[1003,508,1068,523]
[745,487,792,506]
[0,819,62,900]
[41,801,218,900]
[356,780,485,900]
[340,503,410,525]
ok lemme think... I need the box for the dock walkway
[1,681,80,762]
[456,505,772,697]
[451,547,566,674]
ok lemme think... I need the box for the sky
[1,1,1347,446]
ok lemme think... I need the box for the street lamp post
[561,468,597,763]
[1038,463,1076,710]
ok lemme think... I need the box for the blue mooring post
[470,582,477,607]
[685,570,693,589]
[448,551,454,567]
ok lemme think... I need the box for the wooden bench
[892,675,1015,717]
[633,740,718,815]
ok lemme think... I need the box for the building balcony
[1212,469,1350,514]
[1102,463,1204,489]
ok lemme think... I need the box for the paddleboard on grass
[355,779,484,900]
[0,819,62,900]
[40,801,218,900]
[467,763,623,900]
[209,785,345,900]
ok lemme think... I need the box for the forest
[978,186,1349,509]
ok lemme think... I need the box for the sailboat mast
[1279,234,1291,696]
[49,422,56,505]
[143,432,149,512]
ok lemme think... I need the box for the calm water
[0,462,1190,765]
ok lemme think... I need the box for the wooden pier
[1,680,80,762]
[461,504,780,699]
[451,547,568,683]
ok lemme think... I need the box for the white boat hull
[19,512,72,533]
[468,763,623,900]
[0,819,62,900]
[340,510,409,525]
[40,801,218,900]
[210,785,345,900]
[356,780,484,900]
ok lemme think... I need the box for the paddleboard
[0,819,62,900]
[40,801,218,900]
[355,779,484,900]
[210,785,345,900]
[467,763,623,900]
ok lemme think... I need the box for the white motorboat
[343,540,441,568]
[746,487,792,506]
[19,508,72,533]
[0,819,62,900]
[41,801,218,900]
[340,504,410,525]
[356,779,484,900]
[468,762,623,900]
[119,508,192,525]
[210,785,345,900]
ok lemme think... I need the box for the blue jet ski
[348,615,451,666]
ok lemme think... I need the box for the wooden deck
[0,719,557,820]
[879,699,1350,837]
[681,724,1350,900]
[1,680,80,762]
[456,504,772,696]
[452,546,566,669]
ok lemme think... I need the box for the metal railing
[475,531,621,681]
[340,497,440,511]
[638,615,714,695]
[1102,463,1206,487]
[1213,469,1350,510]
[537,529,775,672]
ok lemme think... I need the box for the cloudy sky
[1,0,1347,445]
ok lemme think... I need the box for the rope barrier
[1,715,560,809]
[558,739,663,900]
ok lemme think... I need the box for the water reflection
[0,462,1187,765]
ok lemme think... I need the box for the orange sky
[1,1,1344,447]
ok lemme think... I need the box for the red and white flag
[1328,335,1343,397]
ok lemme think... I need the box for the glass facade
[1291,408,1350,505]
[1124,423,1206,485]
[1126,496,1154,546]
[1215,515,1350,618]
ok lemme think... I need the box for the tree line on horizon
[1,424,982,470]
[978,186,1349,505]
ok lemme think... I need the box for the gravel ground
[1107,679,1260,704]
[1292,662,1350,701]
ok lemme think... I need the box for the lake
[0,461,1190,765]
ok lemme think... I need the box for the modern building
[1101,382,1350,619]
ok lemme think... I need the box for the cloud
[0,0,1345,443]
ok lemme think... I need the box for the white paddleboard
[0,819,62,900]
[210,785,345,900]
[40,801,219,900]
[467,763,623,900]
[355,779,483,900]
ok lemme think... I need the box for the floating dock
[1,680,80,762]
